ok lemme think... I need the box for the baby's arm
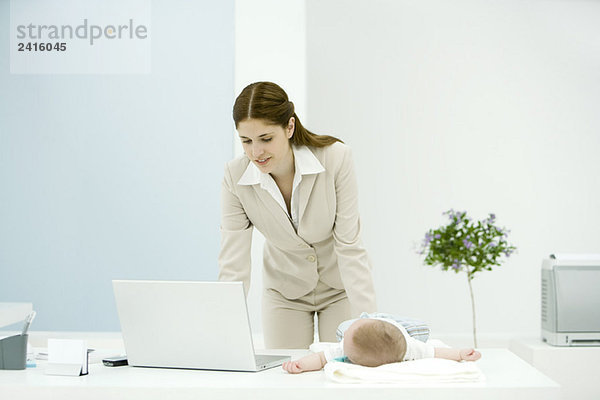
[282,351,327,374]
[434,347,481,362]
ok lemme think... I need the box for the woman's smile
[255,157,271,167]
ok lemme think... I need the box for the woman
[218,82,376,349]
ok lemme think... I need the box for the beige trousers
[261,281,351,349]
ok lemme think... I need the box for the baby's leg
[395,316,431,342]
[335,318,357,342]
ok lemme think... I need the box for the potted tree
[418,209,516,347]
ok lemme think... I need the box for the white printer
[542,254,600,346]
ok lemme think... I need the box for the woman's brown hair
[233,81,342,147]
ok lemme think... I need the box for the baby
[283,314,481,373]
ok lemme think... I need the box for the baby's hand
[459,348,482,362]
[282,360,304,374]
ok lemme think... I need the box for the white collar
[237,145,325,186]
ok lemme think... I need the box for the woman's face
[237,118,295,177]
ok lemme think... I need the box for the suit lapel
[252,184,297,234]
[297,173,317,224]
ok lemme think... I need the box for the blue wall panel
[0,0,234,331]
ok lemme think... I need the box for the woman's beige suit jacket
[218,142,376,317]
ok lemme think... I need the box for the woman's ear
[287,117,295,139]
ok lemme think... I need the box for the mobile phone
[102,356,128,367]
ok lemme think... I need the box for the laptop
[112,280,290,372]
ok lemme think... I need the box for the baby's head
[343,319,406,367]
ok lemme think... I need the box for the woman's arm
[331,144,377,316]
[217,164,253,296]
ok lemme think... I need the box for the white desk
[510,337,600,400]
[1,336,559,400]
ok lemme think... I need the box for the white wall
[234,0,306,339]
[306,0,600,344]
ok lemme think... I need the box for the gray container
[0,334,28,370]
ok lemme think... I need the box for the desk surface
[510,337,600,400]
[1,346,559,400]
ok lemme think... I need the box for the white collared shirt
[237,145,325,229]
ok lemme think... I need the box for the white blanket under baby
[324,358,485,384]
[311,342,485,384]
